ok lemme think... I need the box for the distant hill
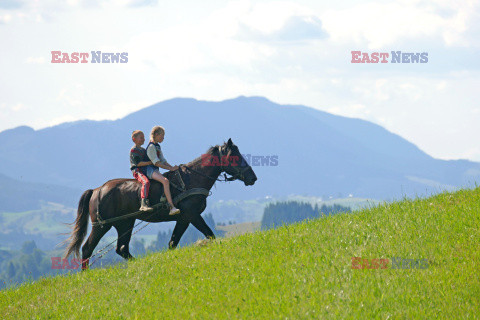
[0,96,479,201]
[0,173,81,212]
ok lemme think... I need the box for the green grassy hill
[1,188,479,319]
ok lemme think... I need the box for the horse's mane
[185,144,223,168]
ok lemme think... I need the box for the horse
[63,138,257,269]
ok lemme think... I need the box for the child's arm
[156,162,176,171]
[147,144,174,170]
[130,149,152,169]
[162,161,178,171]
[137,161,152,167]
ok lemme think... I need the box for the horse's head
[218,138,257,186]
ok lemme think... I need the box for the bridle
[181,146,252,182]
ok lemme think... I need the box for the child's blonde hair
[150,126,165,141]
[132,130,143,141]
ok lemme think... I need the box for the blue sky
[0,0,479,161]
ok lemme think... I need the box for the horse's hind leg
[113,219,135,260]
[81,224,112,270]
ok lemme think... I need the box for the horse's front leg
[190,214,215,240]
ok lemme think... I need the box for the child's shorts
[146,165,159,179]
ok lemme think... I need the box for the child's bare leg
[151,171,175,208]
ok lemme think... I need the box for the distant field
[210,196,377,224]
[1,187,478,318]
[0,202,75,236]
[216,221,261,237]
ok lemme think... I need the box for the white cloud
[11,103,24,111]
[238,1,313,34]
[237,15,328,43]
[126,0,158,8]
[124,4,268,74]
[121,0,328,77]
[88,100,153,121]
[25,56,46,64]
[56,85,84,108]
[31,115,79,129]
[320,0,479,48]
[0,102,25,112]
[0,14,12,24]
[459,147,480,162]
[328,103,371,119]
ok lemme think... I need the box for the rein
[181,164,233,182]
[180,146,251,182]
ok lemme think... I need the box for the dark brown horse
[64,138,257,269]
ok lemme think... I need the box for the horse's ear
[227,138,233,147]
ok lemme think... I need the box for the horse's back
[88,179,138,217]
[99,178,134,189]
[89,177,169,220]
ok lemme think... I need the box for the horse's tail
[64,189,93,259]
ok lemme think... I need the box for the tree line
[261,201,351,230]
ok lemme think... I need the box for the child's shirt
[146,142,168,166]
[130,146,149,173]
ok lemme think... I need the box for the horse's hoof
[194,239,211,247]
[168,241,177,250]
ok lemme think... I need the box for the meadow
[1,188,478,319]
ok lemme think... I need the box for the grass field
[1,188,479,319]
[216,221,261,237]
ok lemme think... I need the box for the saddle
[150,169,186,210]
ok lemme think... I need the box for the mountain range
[0,96,478,204]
